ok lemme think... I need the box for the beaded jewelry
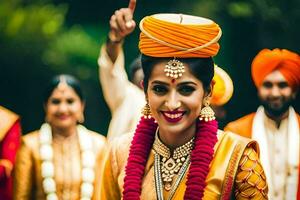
[39,123,95,200]
[164,59,185,79]
[153,131,194,191]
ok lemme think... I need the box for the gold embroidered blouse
[13,128,107,200]
[98,131,268,200]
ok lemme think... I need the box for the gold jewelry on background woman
[13,74,107,200]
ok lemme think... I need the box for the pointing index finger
[128,0,136,14]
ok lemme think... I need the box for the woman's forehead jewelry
[164,58,185,79]
[57,76,68,91]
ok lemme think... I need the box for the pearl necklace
[39,123,95,200]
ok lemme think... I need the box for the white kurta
[98,45,145,141]
[252,106,299,200]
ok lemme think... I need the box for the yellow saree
[98,131,267,199]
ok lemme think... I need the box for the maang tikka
[164,58,185,79]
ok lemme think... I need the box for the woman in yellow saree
[99,1,268,199]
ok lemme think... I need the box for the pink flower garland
[123,117,158,200]
[184,119,218,199]
[122,117,218,200]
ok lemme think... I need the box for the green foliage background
[1,0,299,134]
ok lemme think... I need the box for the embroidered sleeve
[234,147,268,199]
[13,138,34,200]
[98,141,122,200]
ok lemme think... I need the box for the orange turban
[251,48,300,89]
[139,14,222,58]
[211,65,234,106]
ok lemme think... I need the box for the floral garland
[122,117,218,200]
[39,123,96,200]
[184,119,218,199]
[123,117,158,199]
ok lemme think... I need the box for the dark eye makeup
[49,98,75,105]
[151,85,168,95]
[50,99,61,104]
[67,99,75,104]
[151,83,196,96]
[178,85,196,95]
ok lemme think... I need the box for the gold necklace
[154,153,190,200]
[153,131,194,191]
[39,123,96,200]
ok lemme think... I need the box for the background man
[97,0,145,140]
[225,48,300,200]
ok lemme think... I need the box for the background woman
[99,1,268,199]
[13,74,106,200]
[0,105,21,200]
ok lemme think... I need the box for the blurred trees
[0,0,66,132]
[0,0,109,133]
[0,0,299,133]
[180,0,300,126]
[0,1,66,53]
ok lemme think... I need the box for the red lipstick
[161,111,185,123]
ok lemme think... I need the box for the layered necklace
[153,132,194,200]
[122,117,218,200]
[39,123,95,200]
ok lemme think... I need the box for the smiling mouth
[57,115,69,120]
[161,111,185,123]
[268,99,283,106]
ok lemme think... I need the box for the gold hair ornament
[57,76,68,90]
[164,58,185,79]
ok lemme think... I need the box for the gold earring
[199,98,215,122]
[45,116,50,123]
[141,103,152,119]
[78,114,85,123]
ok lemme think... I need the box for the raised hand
[108,0,137,42]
